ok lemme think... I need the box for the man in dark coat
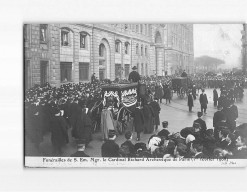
[187,90,194,112]
[149,98,161,131]
[157,121,170,140]
[101,130,120,157]
[213,88,218,107]
[91,73,96,83]
[75,106,92,145]
[120,131,135,157]
[181,70,187,77]
[229,100,238,130]
[69,99,83,138]
[163,86,171,104]
[192,85,197,100]
[143,101,155,134]
[25,104,43,151]
[128,66,141,83]
[191,142,208,159]
[133,102,145,141]
[199,89,208,114]
[70,139,89,157]
[213,105,226,128]
[218,93,227,108]
[222,100,236,132]
[193,112,207,132]
[50,109,69,156]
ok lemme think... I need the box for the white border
[1,0,247,192]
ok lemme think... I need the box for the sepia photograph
[23,23,247,167]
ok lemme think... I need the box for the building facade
[164,24,194,75]
[24,23,194,89]
[242,23,247,74]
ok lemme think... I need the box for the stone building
[24,23,194,89]
[242,23,247,74]
[164,24,194,75]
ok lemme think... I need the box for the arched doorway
[98,39,111,80]
[154,31,163,76]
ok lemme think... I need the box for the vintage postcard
[24,23,247,167]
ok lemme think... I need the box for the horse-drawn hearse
[171,77,193,98]
[90,82,147,134]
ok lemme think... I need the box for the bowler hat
[132,66,137,70]
[197,112,203,117]
[162,121,168,128]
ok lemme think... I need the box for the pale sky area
[194,24,243,69]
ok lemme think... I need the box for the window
[60,62,72,82]
[80,33,87,49]
[24,60,31,89]
[24,24,29,42]
[115,41,120,53]
[141,46,143,56]
[145,63,148,76]
[61,29,70,46]
[99,43,105,57]
[40,61,48,85]
[125,42,129,54]
[141,63,144,75]
[132,24,135,32]
[140,24,143,34]
[136,25,139,33]
[137,63,139,73]
[115,64,122,78]
[124,24,128,30]
[136,44,139,55]
[40,24,48,43]
[125,64,130,78]
[79,63,89,81]
[145,47,148,56]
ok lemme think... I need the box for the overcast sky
[194,24,243,69]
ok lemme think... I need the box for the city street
[25,88,247,157]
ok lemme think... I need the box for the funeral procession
[24,23,247,160]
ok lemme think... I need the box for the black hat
[157,129,170,139]
[132,66,137,70]
[162,121,168,128]
[197,112,203,117]
[108,130,116,138]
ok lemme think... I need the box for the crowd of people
[100,84,246,159]
[24,69,247,158]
